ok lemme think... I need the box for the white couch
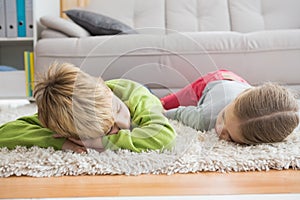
[35,0,300,97]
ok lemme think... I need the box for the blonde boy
[0,63,176,153]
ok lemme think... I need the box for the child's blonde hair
[33,62,114,139]
[234,82,299,144]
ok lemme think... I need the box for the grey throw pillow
[64,9,138,36]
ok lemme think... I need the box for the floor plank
[1,170,300,198]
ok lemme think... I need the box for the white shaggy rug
[1,101,300,177]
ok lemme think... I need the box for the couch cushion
[229,0,300,32]
[36,30,300,93]
[165,30,300,52]
[36,32,252,59]
[36,30,300,59]
[36,34,166,57]
[166,0,230,33]
[85,0,165,35]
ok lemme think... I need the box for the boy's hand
[68,137,105,151]
[62,139,87,153]
[54,134,105,153]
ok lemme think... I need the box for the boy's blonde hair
[34,62,114,139]
[234,82,299,144]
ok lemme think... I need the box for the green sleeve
[103,79,176,152]
[0,114,66,150]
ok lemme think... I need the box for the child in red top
[160,69,299,145]
[160,69,248,110]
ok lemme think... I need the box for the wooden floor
[1,169,300,199]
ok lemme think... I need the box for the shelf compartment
[0,70,27,98]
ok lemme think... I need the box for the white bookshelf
[0,0,60,99]
[0,71,26,98]
[0,37,33,42]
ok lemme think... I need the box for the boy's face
[215,101,244,144]
[106,95,131,135]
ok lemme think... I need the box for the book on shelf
[25,0,33,37]
[24,51,34,97]
[16,0,26,37]
[1,0,33,38]
[4,0,17,37]
[0,0,6,37]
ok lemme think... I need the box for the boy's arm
[0,114,66,150]
[102,105,175,152]
[103,79,176,152]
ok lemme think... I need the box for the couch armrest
[41,29,70,39]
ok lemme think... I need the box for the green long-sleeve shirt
[0,79,176,152]
[103,79,176,152]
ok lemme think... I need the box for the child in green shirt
[0,62,176,153]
